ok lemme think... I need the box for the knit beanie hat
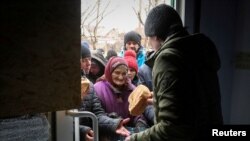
[144,4,183,40]
[124,50,138,73]
[106,49,118,60]
[81,41,91,58]
[124,31,141,47]
[105,56,128,83]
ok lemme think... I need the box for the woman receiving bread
[94,56,149,140]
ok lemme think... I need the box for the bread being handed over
[128,85,151,116]
[81,77,90,98]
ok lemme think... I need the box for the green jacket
[130,30,223,141]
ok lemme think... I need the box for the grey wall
[185,0,250,124]
[230,0,250,124]
[200,0,237,124]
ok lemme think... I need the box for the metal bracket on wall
[66,110,99,141]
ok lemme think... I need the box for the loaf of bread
[128,85,151,116]
[81,77,90,97]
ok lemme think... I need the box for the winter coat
[79,81,121,141]
[119,47,146,67]
[94,80,147,127]
[130,29,223,141]
[138,52,155,126]
[88,51,107,83]
[143,105,154,127]
[138,63,153,91]
[138,51,155,91]
[131,75,140,86]
[136,47,146,67]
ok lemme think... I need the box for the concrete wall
[230,0,250,124]
[200,0,237,124]
[184,0,250,124]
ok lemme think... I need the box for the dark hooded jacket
[79,76,122,141]
[138,51,154,91]
[131,29,223,141]
[88,51,107,83]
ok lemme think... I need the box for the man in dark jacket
[80,42,130,141]
[138,50,155,127]
[88,50,107,84]
[126,4,223,141]
[138,50,154,91]
[119,31,146,67]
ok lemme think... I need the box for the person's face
[111,65,128,86]
[127,68,136,80]
[80,57,91,74]
[148,36,162,51]
[125,41,139,52]
[90,63,100,75]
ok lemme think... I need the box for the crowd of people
[80,29,153,141]
[79,4,223,141]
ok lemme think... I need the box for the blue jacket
[119,46,146,67]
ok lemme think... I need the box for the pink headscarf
[104,56,128,85]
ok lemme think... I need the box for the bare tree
[81,0,112,50]
[132,0,167,49]
[81,2,96,38]
[132,0,161,26]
